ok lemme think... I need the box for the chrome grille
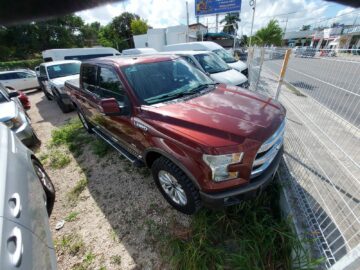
[251,121,285,178]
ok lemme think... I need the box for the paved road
[263,57,360,127]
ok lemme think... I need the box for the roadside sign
[195,0,241,16]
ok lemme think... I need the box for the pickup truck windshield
[213,49,237,63]
[194,53,230,74]
[47,63,80,79]
[122,59,214,105]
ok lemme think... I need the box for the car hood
[0,101,17,122]
[142,85,285,149]
[210,69,247,85]
[228,60,247,72]
[50,74,79,88]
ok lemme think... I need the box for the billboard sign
[195,0,241,16]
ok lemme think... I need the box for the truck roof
[83,55,180,67]
[40,60,81,67]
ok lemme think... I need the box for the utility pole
[216,14,219,33]
[249,0,256,47]
[186,1,189,42]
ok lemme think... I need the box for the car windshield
[46,63,80,79]
[122,58,214,105]
[213,49,237,63]
[194,53,230,74]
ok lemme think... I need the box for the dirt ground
[27,90,190,270]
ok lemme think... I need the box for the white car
[122,48,158,55]
[0,69,40,91]
[163,51,249,88]
[38,60,80,113]
[162,41,248,77]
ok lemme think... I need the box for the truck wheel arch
[144,148,201,190]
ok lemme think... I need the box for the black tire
[151,157,201,215]
[77,108,94,133]
[27,131,41,148]
[32,159,55,216]
[42,86,52,100]
[56,95,73,113]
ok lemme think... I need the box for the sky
[77,0,359,35]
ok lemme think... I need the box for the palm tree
[220,13,240,35]
[253,19,283,46]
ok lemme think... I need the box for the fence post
[254,47,265,92]
[275,49,291,100]
[247,47,254,86]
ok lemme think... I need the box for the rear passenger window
[40,66,47,78]
[81,65,97,93]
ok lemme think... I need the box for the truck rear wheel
[151,157,201,215]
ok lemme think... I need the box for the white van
[163,51,248,88]
[122,48,158,55]
[42,47,120,62]
[162,42,248,77]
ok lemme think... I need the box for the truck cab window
[81,65,97,93]
[98,67,130,115]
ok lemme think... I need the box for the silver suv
[0,124,56,269]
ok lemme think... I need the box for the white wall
[147,28,166,51]
[166,25,188,45]
[133,34,147,48]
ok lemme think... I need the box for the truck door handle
[7,227,23,267]
[8,193,21,218]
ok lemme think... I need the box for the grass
[91,139,111,157]
[67,178,88,204]
[48,149,71,169]
[110,255,122,266]
[65,211,80,222]
[55,233,85,256]
[164,183,322,270]
[284,82,307,97]
[51,118,90,156]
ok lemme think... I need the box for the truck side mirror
[8,91,20,98]
[99,98,121,116]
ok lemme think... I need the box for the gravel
[27,91,190,270]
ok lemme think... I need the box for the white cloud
[76,0,358,36]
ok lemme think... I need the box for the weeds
[165,183,321,270]
[55,233,85,256]
[48,149,71,169]
[67,178,88,204]
[91,139,111,157]
[110,255,122,266]
[65,211,80,222]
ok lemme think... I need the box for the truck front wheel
[151,157,201,215]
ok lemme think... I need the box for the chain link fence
[247,47,360,269]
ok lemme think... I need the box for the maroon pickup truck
[65,55,285,214]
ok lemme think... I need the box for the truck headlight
[4,115,23,130]
[203,153,243,182]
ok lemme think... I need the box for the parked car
[163,51,249,88]
[65,55,285,215]
[38,60,81,112]
[42,47,120,62]
[0,83,39,146]
[122,48,158,55]
[0,123,56,270]
[0,69,40,92]
[162,41,248,77]
[295,46,316,58]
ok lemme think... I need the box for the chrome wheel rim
[34,164,53,192]
[158,170,187,206]
[78,112,88,129]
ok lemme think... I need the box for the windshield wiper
[146,84,215,104]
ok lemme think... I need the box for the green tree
[220,13,240,35]
[253,19,283,46]
[131,19,148,35]
[109,12,140,49]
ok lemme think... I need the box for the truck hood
[0,101,17,122]
[228,60,247,72]
[50,74,79,88]
[143,85,285,149]
[210,69,247,85]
